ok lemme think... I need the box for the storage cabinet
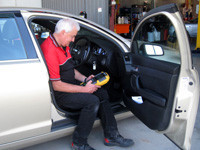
[114,24,130,34]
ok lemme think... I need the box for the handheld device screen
[81,72,109,86]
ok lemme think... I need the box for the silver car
[185,18,198,38]
[0,4,199,150]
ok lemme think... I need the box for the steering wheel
[70,37,91,66]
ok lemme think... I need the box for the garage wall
[42,0,85,17]
[85,0,109,28]
[42,0,109,28]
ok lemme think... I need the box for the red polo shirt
[41,34,72,81]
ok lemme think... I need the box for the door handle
[132,66,138,72]
[135,76,166,107]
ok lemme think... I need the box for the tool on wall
[79,11,87,18]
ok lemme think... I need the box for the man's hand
[86,75,94,82]
[84,80,100,93]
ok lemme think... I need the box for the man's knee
[83,95,100,112]
[94,88,109,101]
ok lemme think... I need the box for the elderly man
[41,18,134,150]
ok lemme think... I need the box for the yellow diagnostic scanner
[81,72,110,86]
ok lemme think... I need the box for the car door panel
[0,62,52,144]
[122,3,199,150]
[123,54,180,130]
[0,12,52,145]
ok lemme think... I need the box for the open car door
[122,4,199,150]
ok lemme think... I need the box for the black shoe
[104,134,134,147]
[71,142,95,150]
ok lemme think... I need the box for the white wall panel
[0,0,41,7]
[0,0,15,6]
[86,0,109,28]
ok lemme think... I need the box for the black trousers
[56,88,118,145]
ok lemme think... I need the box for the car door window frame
[132,14,181,64]
[0,12,38,61]
[14,12,38,59]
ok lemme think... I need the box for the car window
[0,13,27,61]
[31,19,106,47]
[31,22,51,45]
[133,15,180,64]
[77,27,102,39]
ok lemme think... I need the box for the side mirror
[141,44,164,56]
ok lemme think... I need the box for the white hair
[54,18,80,33]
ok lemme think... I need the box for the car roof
[0,7,79,18]
[0,7,131,48]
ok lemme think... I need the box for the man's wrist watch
[84,77,87,83]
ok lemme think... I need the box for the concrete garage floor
[23,54,200,150]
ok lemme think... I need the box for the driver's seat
[49,81,81,120]
[37,37,81,120]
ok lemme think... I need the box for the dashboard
[93,45,107,56]
[73,36,125,78]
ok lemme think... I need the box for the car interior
[29,14,181,132]
[29,17,130,124]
